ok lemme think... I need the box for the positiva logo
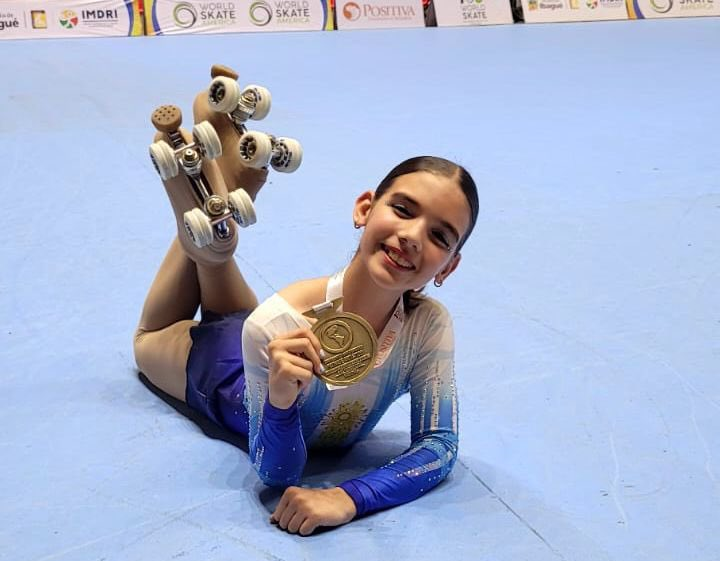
[342,2,361,20]
[649,0,673,11]
[174,2,198,27]
[59,9,79,28]
[250,1,272,25]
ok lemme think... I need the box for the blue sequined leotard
[238,269,459,516]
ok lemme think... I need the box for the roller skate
[192,64,303,200]
[148,104,256,265]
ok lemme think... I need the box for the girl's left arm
[338,304,459,517]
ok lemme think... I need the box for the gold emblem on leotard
[304,298,377,387]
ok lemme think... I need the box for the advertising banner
[520,0,628,22]
[335,0,425,29]
[626,0,718,18]
[145,0,332,34]
[0,0,141,39]
[432,0,513,25]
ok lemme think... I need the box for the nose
[398,220,423,253]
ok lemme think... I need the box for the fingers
[269,328,325,376]
[298,518,318,536]
[270,487,319,536]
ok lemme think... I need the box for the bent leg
[134,238,200,401]
[134,321,194,402]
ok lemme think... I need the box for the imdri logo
[649,0,673,11]
[342,1,361,20]
[173,2,198,27]
[59,9,79,28]
[250,0,272,25]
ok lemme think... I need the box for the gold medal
[304,298,377,387]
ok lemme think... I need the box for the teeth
[385,246,413,269]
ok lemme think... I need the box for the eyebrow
[392,192,461,243]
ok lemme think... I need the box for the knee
[133,328,149,370]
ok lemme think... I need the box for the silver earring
[354,223,361,229]
[434,279,443,288]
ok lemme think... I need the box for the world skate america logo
[251,1,313,26]
[649,0,672,10]
[249,1,272,25]
[173,1,237,28]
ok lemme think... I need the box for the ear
[435,253,462,285]
[353,190,375,228]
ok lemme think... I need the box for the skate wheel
[193,121,222,160]
[228,189,257,228]
[242,85,272,121]
[237,131,273,169]
[149,140,178,180]
[208,76,241,114]
[183,207,214,248]
[272,137,303,173]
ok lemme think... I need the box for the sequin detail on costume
[316,400,368,446]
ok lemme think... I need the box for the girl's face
[353,171,471,294]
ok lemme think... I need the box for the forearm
[338,435,458,516]
[250,398,307,487]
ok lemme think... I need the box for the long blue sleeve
[338,431,458,516]
[249,399,307,487]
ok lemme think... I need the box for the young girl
[134,78,479,536]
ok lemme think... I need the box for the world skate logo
[174,2,235,28]
[649,0,673,11]
[59,9,79,28]
[342,1,361,20]
[250,0,272,25]
[173,2,198,27]
[459,0,487,21]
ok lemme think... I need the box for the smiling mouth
[382,244,415,270]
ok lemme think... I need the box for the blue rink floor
[1,17,719,561]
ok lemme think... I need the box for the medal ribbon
[326,268,404,369]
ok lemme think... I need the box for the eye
[391,203,412,217]
[433,230,452,250]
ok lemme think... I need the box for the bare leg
[134,238,198,402]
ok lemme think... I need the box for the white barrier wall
[335,0,425,29]
[520,0,628,22]
[145,0,331,34]
[627,0,718,18]
[433,0,514,26]
[0,0,139,39]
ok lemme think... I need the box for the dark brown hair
[373,156,479,310]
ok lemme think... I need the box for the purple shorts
[186,310,251,436]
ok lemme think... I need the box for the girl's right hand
[267,328,325,409]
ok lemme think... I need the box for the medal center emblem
[319,320,353,353]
